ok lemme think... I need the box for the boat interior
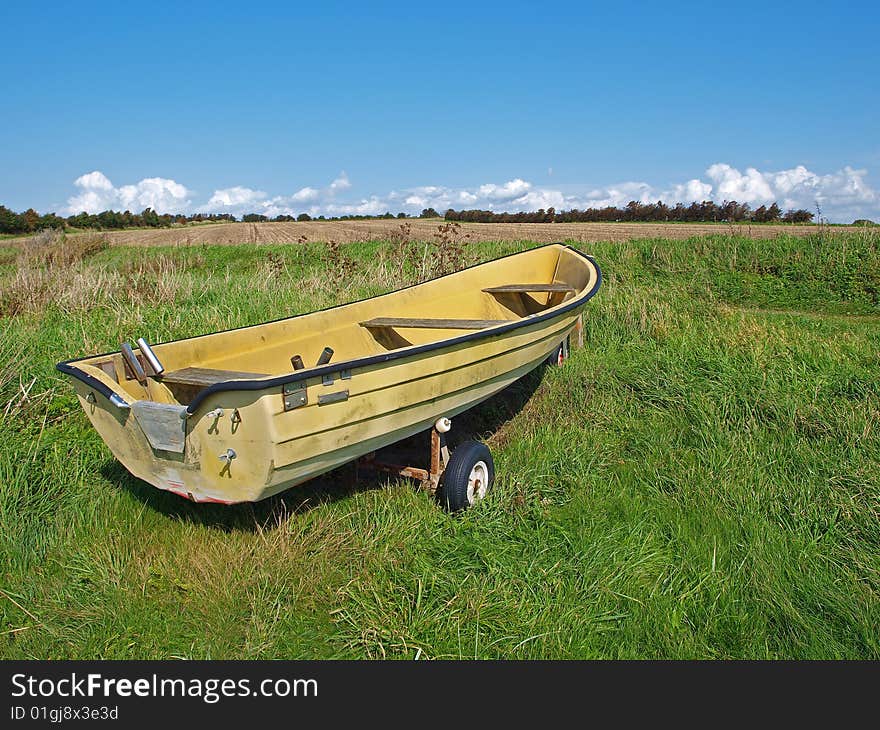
[66,245,594,407]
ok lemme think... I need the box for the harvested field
[9,220,839,248]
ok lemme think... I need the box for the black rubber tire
[546,335,570,366]
[440,440,495,512]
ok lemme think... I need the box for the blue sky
[1,1,878,221]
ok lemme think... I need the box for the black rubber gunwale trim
[56,243,602,414]
[56,361,119,404]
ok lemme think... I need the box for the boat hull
[59,244,601,503]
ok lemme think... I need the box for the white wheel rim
[466,460,489,505]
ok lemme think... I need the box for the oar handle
[121,342,147,385]
[315,347,334,366]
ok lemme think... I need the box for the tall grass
[0,230,877,658]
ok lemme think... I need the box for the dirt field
[14,220,837,247]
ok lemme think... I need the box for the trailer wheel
[440,441,494,512]
[547,335,570,366]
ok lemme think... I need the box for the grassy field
[1,228,878,659]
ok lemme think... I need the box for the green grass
[1,230,878,658]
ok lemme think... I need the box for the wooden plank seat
[360,317,508,330]
[160,367,270,388]
[482,283,575,294]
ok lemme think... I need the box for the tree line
[242,211,416,223]
[444,200,815,224]
[0,199,818,235]
[0,206,238,234]
[0,205,444,234]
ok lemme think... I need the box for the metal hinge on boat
[282,383,308,411]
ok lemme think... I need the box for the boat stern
[61,363,276,504]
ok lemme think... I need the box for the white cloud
[576,181,655,209]
[514,189,566,211]
[768,165,876,220]
[65,171,191,214]
[65,172,117,215]
[398,166,878,220]
[117,178,190,213]
[291,187,320,203]
[205,186,266,209]
[75,170,114,191]
[230,171,354,217]
[769,165,814,195]
[671,178,714,203]
[324,197,388,217]
[690,163,877,220]
[478,178,532,201]
[61,163,880,222]
[329,171,351,192]
[705,163,775,203]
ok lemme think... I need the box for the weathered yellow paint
[60,244,600,503]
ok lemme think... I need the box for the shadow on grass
[106,365,548,532]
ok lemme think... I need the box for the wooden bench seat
[360,317,508,330]
[482,283,575,294]
[160,367,270,388]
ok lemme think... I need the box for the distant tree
[297,213,311,222]
[782,208,814,224]
[0,205,25,233]
[420,208,439,219]
[22,208,40,231]
[242,213,268,222]
[397,212,408,219]
[140,207,161,227]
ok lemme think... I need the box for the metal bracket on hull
[318,390,349,405]
[321,368,351,386]
[131,401,187,453]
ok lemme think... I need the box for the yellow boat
[58,243,601,509]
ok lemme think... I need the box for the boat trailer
[358,417,453,493]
